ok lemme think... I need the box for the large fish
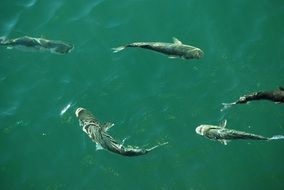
[221,87,284,111]
[196,120,284,145]
[75,107,168,157]
[0,36,73,54]
[113,37,204,60]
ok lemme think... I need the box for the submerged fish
[113,37,204,60]
[0,36,73,54]
[75,107,168,157]
[221,87,284,111]
[196,120,284,145]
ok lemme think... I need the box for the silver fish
[75,107,168,156]
[0,36,73,54]
[113,37,204,60]
[221,87,284,111]
[196,120,284,145]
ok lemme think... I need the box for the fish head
[192,48,204,59]
[75,107,85,126]
[238,96,247,103]
[53,43,74,54]
[75,107,97,125]
[195,125,211,135]
[185,48,204,59]
[75,107,85,118]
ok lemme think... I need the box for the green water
[1,0,284,189]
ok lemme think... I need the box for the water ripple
[16,0,37,8]
[69,0,104,21]
[1,12,22,36]
[33,1,64,31]
[0,102,19,118]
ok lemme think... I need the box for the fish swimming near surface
[0,36,74,54]
[75,107,168,157]
[196,120,284,145]
[221,87,284,111]
[112,37,204,60]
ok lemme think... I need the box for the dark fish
[113,37,204,60]
[75,107,168,157]
[0,36,73,54]
[196,120,284,145]
[221,87,284,111]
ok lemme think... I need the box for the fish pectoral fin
[96,143,104,150]
[220,120,227,128]
[6,46,13,49]
[121,136,129,146]
[103,122,114,131]
[172,37,182,45]
[219,140,228,145]
[168,56,178,59]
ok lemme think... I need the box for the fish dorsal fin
[279,86,284,91]
[220,120,227,128]
[172,37,182,45]
[34,38,41,44]
[102,122,114,131]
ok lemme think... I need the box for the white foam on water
[60,103,71,116]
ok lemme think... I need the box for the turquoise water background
[1,0,284,189]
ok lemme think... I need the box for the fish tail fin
[112,45,126,53]
[269,135,284,140]
[221,102,236,111]
[147,141,168,151]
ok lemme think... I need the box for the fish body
[236,87,284,104]
[221,87,284,111]
[113,37,203,60]
[75,108,167,156]
[0,36,73,54]
[196,120,284,145]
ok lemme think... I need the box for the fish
[195,120,284,145]
[221,87,284,111]
[0,36,74,54]
[75,107,168,157]
[112,37,204,60]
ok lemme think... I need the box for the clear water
[0,0,284,189]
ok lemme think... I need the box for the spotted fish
[196,120,284,145]
[113,37,203,60]
[222,87,284,111]
[75,107,168,156]
[0,36,73,54]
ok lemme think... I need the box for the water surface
[0,0,284,189]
